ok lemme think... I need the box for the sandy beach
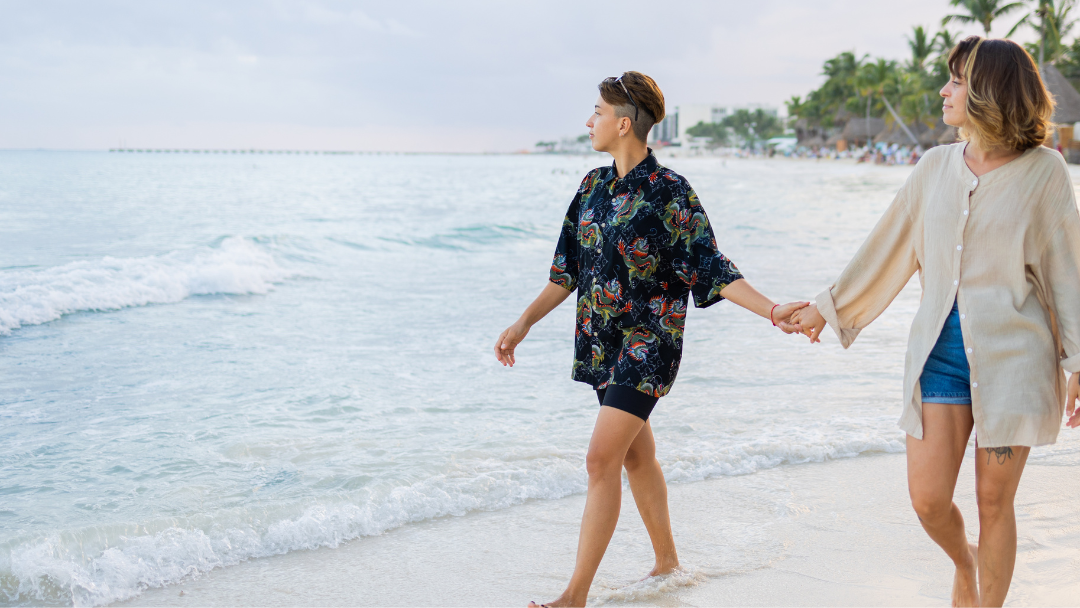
[123,449,1080,606]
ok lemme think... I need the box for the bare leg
[622,421,679,577]
[906,402,979,607]
[974,443,1029,606]
[529,406,645,608]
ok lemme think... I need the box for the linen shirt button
[972,382,978,388]
[960,314,966,319]
[972,179,978,186]
[957,245,963,251]
[963,210,969,216]
[954,280,959,285]
[967,348,973,354]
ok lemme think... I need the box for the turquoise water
[2,152,1076,606]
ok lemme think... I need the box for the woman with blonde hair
[496,71,806,607]
[795,37,1080,606]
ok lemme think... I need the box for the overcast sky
[0,0,1033,152]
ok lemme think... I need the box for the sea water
[1,151,1078,606]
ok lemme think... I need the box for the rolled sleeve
[816,287,861,348]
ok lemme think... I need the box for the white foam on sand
[0,415,912,607]
[1,422,906,607]
[118,453,1080,607]
[0,237,290,335]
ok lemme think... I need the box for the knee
[585,448,623,480]
[622,445,655,474]
[976,487,1014,523]
[910,490,952,523]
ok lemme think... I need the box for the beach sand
[123,450,1080,607]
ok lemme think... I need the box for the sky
[0,0,1038,152]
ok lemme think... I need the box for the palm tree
[1008,0,1078,65]
[929,29,963,83]
[934,29,962,54]
[942,0,1027,35]
[906,25,935,72]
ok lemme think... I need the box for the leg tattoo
[984,446,1014,465]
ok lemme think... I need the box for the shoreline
[122,450,1080,607]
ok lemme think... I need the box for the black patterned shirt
[549,152,744,397]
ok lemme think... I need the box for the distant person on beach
[494,71,807,608]
[791,37,1080,607]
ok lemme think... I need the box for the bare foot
[951,542,980,607]
[647,561,680,578]
[528,594,582,608]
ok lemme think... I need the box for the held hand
[793,304,827,343]
[1067,372,1080,428]
[772,301,809,334]
[494,321,530,367]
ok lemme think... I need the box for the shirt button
[960,314,966,319]
[967,348,973,354]
[600,223,605,227]
[954,280,959,285]
[972,179,978,186]
[963,210,969,216]
[956,245,963,251]
[972,382,979,388]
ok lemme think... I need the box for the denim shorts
[920,300,972,405]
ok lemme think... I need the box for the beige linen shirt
[817,143,1080,447]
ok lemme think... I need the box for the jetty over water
[107,149,399,155]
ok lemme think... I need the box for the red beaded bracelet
[770,304,779,327]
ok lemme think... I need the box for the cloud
[0,0,1032,152]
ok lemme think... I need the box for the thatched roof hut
[938,125,959,145]
[1042,64,1080,124]
[874,120,934,145]
[836,117,885,145]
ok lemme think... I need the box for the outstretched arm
[494,282,574,367]
[718,278,808,330]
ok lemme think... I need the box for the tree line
[687,0,1080,148]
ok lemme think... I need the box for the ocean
[2,151,1078,606]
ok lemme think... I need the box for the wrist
[770,304,779,326]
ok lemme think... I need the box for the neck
[964,137,1018,165]
[610,140,649,178]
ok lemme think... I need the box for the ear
[619,116,633,137]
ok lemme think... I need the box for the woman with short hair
[794,37,1080,606]
[495,71,805,607]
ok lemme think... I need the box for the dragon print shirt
[549,152,743,398]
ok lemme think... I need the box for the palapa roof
[840,117,886,141]
[923,119,953,146]
[875,120,932,145]
[938,125,959,144]
[1042,64,1080,124]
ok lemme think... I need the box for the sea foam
[1,421,904,607]
[0,238,290,335]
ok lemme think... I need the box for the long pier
[108,148,385,154]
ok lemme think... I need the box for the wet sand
[124,449,1080,606]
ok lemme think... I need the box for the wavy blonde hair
[948,36,1054,151]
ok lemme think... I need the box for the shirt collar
[606,148,659,192]
[953,140,1038,190]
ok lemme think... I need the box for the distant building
[651,104,779,145]
[651,114,679,144]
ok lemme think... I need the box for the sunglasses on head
[604,75,644,122]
